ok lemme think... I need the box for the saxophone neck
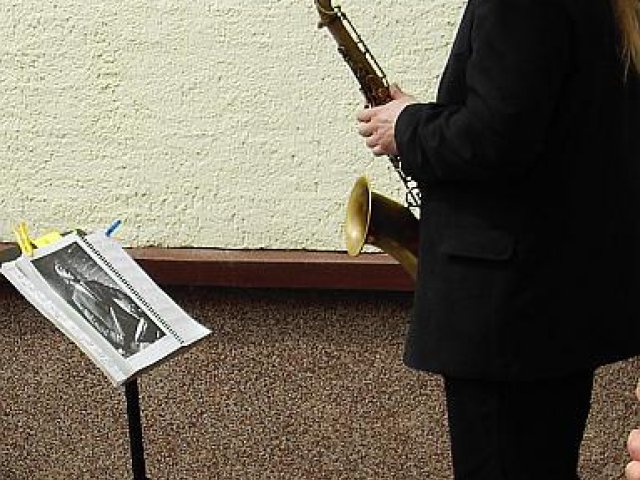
[314,1,391,106]
[314,0,338,28]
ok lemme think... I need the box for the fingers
[365,133,392,157]
[356,107,374,122]
[357,119,397,156]
[371,144,386,157]
[364,135,384,155]
[629,429,640,460]
[389,82,404,99]
[627,430,640,480]
[628,386,640,480]
[355,101,400,156]
[357,121,375,138]
[626,461,640,480]
[357,109,379,151]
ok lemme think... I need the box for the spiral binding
[78,235,185,345]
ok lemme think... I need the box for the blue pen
[105,219,122,237]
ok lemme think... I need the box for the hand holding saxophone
[356,84,417,157]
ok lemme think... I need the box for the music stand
[125,378,150,480]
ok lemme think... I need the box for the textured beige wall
[0,0,465,249]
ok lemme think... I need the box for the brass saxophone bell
[345,176,420,280]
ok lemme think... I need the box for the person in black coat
[356,0,640,478]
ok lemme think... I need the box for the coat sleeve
[395,0,571,183]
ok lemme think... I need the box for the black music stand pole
[125,378,150,480]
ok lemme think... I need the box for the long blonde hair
[613,0,640,73]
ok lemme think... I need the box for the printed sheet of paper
[1,231,211,386]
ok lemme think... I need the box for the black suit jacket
[396,0,640,380]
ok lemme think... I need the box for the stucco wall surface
[0,0,465,249]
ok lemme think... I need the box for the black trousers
[444,370,595,480]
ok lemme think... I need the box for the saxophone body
[315,0,420,279]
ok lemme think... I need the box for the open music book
[0,230,210,386]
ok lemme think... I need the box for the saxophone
[314,0,420,279]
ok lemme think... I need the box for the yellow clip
[33,231,63,248]
[13,222,34,257]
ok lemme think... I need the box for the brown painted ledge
[0,244,413,292]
